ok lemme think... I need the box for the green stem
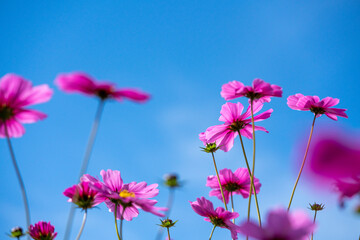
[4,124,31,240]
[120,207,126,239]
[211,152,228,211]
[249,99,262,227]
[64,100,105,240]
[230,193,235,224]
[75,210,87,240]
[167,228,171,240]
[209,226,216,240]
[288,115,316,210]
[114,204,122,240]
[311,210,317,240]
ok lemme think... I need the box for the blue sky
[0,0,359,239]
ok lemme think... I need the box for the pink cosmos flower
[335,177,360,206]
[239,208,315,240]
[190,197,241,239]
[201,101,273,152]
[28,221,57,240]
[82,169,166,221]
[206,168,261,203]
[63,181,104,210]
[0,74,53,138]
[221,79,282,103]
[287,94,348,120]
[55,72,150,103]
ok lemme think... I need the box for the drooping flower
[201,101,273,152]
[63,181,104,210]
[335,177,360,206]
[287,94,348,120]
[206,168,261,203]
[82,169,166,221]
[190,197,241,239]
[28,221,57,240]
[221,79,282,103]
[0,74,53,138]
[55,72,150,102]
[239,208,315,240]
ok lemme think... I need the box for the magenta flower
[202,101,273,152]
[335,177,360,206]
[287,94,348,120]
[55,72,150,102]
[63,181,104,210]
[0,74,53,138]
[206,168,261,203]
[82,169,166,221]
[221,79,282,103]
[239,208,315,240]
[190,197,241,239]
[28,221,57,240]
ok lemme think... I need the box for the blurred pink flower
[55,72,150,103]
[206,168,261,203]
[335,177,360,206]
[63,181,104,210]
[221,79,282,103]
[28,221,57,240]
[287,94,348,120]
[239,208,315,240]
[0,74,53,138]
[190,197,241,239]
[82,169,166,221]
[202,101,272,152]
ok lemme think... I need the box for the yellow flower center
[119,189,135,198]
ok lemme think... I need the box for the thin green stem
[311,210,317,240]
[230,193,235,224]
[209,226,216,240]
[64,100,105,240]
[75,210,87,240]
[114,204,122,240]
[288,115,316,211]
[167,228,171,240]
[211,152,228,211]
[249,99,262,227]
[4,124,31,240]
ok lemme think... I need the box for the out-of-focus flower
[63,181,104,210]
[221,79,282,103]
[335,177,360,206]
[82,169,166,221]
[55,72,150,102]
[163,174,181,188]
[190,197,241,239]
[305,129,360,183]
[0,74,53,138]
[239,208,315,240]
[201,101,272,152]
[287,94,347,120]
[8,226,26,238]
[28,221,57,240]
[206,168,261,203]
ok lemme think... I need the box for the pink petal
[15,109,47,123]
[112,89,150,103]
[55,72,97,95]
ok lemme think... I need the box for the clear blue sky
[1,1,359,239]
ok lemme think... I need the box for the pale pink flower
[82,169,166,221]
[221,79,282,103]
[287,94,348,120]
[190,197,241,239]
[202,101,272,152]
[206,168,261,203]
[63,181,104,210]
[0,74,53,138]
[55,72,150,103]
[239,208,315,240]
[28,221,57,240]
